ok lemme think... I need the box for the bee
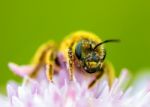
[29,31,119,88]
[59,31,119,88]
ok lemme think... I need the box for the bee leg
[68,47,75,81]
[88,62,115,89]
[103,62,115,87]
[29,63,43,78]
[45,50,55,82]
[30,47,51,78]
[88,68,104,88]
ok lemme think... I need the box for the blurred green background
[0,0,150,88]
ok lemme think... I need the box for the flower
[0,63,150,107]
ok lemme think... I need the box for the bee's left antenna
[93,39,120,50]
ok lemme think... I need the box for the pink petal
[8,62,34,77]
[7,82,18,103]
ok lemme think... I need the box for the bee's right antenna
[93,39,120,50]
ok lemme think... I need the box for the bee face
[75,39,105,73]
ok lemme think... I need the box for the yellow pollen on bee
[88,62,97,68]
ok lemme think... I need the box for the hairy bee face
[75,40,106,73]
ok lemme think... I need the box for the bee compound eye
[75,42,82,59]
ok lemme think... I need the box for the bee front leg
[103,62,115,87]
[88,62,115,89]
[88,68,104,88]
[68,47,75,81]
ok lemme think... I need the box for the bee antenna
[93,39,120,50]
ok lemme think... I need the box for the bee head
[75,39,120,73]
